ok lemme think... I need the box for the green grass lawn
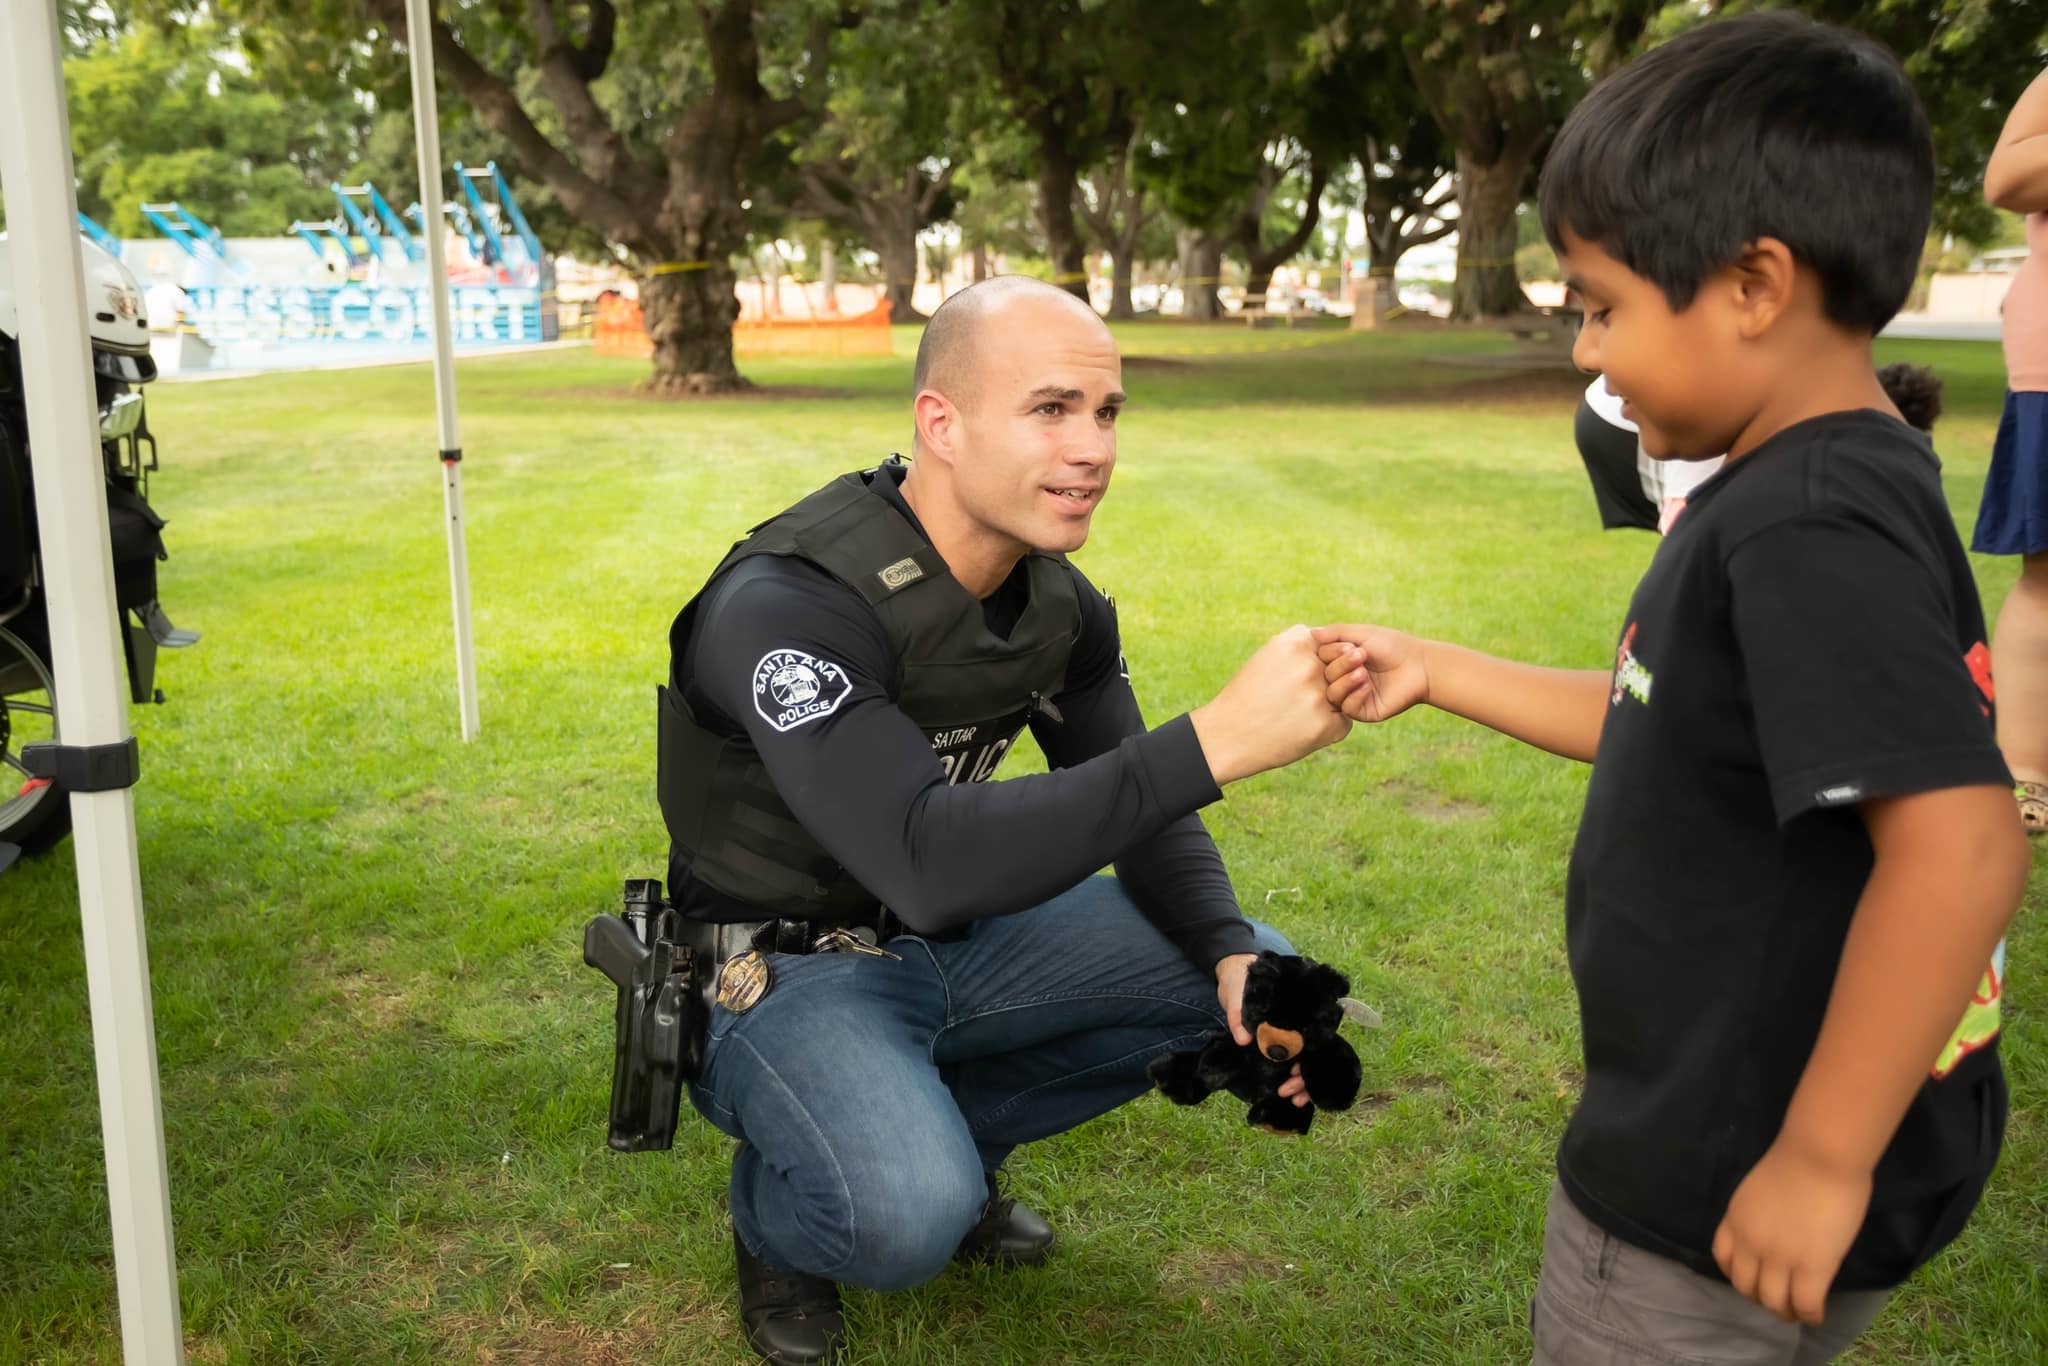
[1,323,2039,1364]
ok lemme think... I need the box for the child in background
[1969,67,2048,832]
[1574,364,1944,535]
[1322,14,2026,1363]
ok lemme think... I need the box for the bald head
[912,276,1109,413]
[899,275,1123,591]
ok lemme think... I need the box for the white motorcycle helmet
[0,233,157,383]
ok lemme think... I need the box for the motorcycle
[0,234,197,866]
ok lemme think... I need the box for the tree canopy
[12,0,2042,380]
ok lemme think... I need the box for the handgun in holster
[582,878,707,1153]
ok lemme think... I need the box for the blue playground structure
[454,161,544,276]
[110,163,557,371]
[287,218,360,271]
[332,182,421,265]
[407,201,490,267]
[76,211,125,259]
[138,201,247,282]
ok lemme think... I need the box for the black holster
[581,886,910,1152]
[582,879,707,1153]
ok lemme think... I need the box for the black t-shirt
[673,464,1258,969]
[1559,410,2011,1291]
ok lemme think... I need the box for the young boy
[1319,14,2028,1363]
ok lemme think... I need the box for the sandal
[2016,780,2048,835]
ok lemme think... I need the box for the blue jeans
[686,874,1291,1292]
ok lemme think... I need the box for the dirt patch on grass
[442,1311,703,1365]
[1377,778,1487,824]
[324,957,426,1033]
[1411,794,1486,823]
[1162,1247,1294,1296]
[301,936,414,1026]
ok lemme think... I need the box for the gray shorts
[1530,1182,1893,1366]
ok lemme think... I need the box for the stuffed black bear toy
[1148,950,1370,1135]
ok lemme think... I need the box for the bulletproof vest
[658,465,1081,920]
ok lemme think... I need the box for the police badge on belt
[716,949,772,1013]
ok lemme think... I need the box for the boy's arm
[1713,784,2028,1326]
[1316,624,1609,762]
[1985,68,2048,213]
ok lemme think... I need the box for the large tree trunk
[639,263,743,395]
[411,0,809,397]
[1183,233,1226,320]
[1107,246,1136,319]
[1353,152,1456,331]
[1451,147,1533,320]
[972,242,990,283]
[797,161,954,325]
[1036,149,1089,302]
[876,226,925,323]
[644,133,753,392]
[1235,159,1329,315]
[1077,142,1148,320]
[1353,221,1404,332]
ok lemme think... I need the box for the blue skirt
[1972,390,2048,556]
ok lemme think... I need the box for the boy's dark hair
[1539,12,1933,334]
[1877,361,1943,433]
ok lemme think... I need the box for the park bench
[1504,304,1583,346]
[1238,293,1309,328]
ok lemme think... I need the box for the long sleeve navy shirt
[671,472,1255,970]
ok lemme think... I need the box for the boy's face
[1560,230,1751,462]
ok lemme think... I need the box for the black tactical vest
[658,464,1081,921]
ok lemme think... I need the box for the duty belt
[583,882,925,1154]
[676,908,917,1019]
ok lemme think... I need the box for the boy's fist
[1313,624,1430,723]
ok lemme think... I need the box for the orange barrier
[593,294,650,358]
[594,294,894,360]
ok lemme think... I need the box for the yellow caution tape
[648,260,713,275]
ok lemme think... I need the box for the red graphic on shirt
[1974,959,2003,1007]
[1933,956,2003,1080]
[1965,641,1994,718]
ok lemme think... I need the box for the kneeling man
[661,277,1343,1364]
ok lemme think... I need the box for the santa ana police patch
[752,648,853,732]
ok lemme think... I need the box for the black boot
[953,1173,1056,1267]
[734,1226,844,1365]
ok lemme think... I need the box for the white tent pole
[405,0,480,741]
[0,2,185,1362]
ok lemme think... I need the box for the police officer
[662,276,1349,1364]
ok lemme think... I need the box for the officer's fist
[1191,625,1351,786]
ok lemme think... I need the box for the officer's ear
[913,387,960,467]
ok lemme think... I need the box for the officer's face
[954,297,1124,557]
